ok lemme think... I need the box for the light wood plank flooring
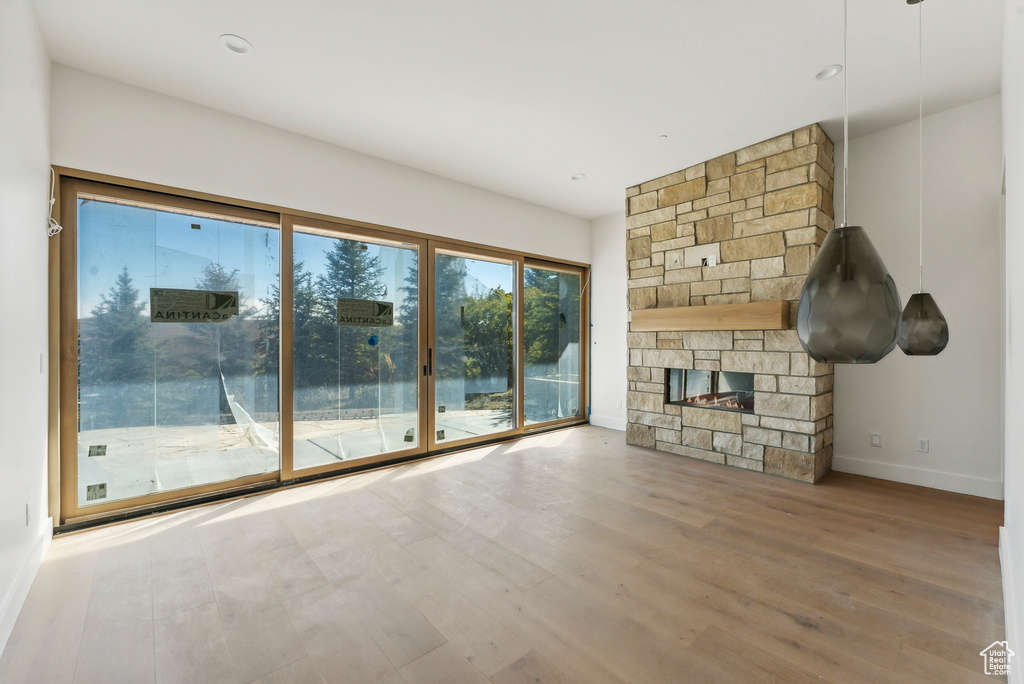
[0,425,1006,683]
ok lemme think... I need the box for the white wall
[832,96,1004,499]
[589,210,627,430]
[50,66,591,264]
[1002,0,1024,673]
[0,0,53,656]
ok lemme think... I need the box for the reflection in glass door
[524,265,582,425]
[63,179,588,524]
[74,191,280,510]
[432,249,518,445]
[291,227,420,470]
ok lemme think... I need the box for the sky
[80,197,517,320]
[78,198,278,317]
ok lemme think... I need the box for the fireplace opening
[666,369,754,413]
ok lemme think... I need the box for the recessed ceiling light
[571,173,586,181]
[816,64,843,81]
[220,34,253,55]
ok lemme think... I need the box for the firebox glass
[667,369,754,413]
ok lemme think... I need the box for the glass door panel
[432,249,517,445]
[292,228,420,469]
[75,193,280,508]
[524,266,582,425]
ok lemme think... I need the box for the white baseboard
[588,414,626,431]
[1001,527,1018,684]
[0,520,52,659]
[831,455,1003,500]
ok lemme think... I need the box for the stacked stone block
[625,124,836,483]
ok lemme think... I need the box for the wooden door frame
[283,215,430,479]
[57,179,281,524]
[522,258,590,432]
[426,241,526,453]
[50,169,590,526]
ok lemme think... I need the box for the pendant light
[797,0,902,364]
[898,0,949,356]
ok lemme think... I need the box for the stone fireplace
[625,124,835,483]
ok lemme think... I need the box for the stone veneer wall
[624,124,836,482]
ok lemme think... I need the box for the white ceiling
[31,0,1004,220]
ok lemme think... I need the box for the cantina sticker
[150,288,239,323]
[337,298,393,327]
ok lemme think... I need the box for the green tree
[315,240,386,408]
[524,268,561,369]
[462,285,514,389]
[391,259,420,414]
[522,268,581,422]
[193,263,255,374]
[79,266,153,429]
[183,264,260,420]
[257,260,334,413]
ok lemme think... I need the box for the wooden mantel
[630,301,790,332]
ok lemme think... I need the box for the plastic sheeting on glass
[291,231,419,469]
[524,267,581,425]
[434,252,516,443]
[76,197,279,506]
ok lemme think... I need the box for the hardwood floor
[0,425,1006,683]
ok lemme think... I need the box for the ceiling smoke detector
[220,34,253,55]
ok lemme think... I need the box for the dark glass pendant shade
[898,292,948,355]
[797,225,902,364]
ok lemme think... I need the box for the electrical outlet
[616,400,622,409]
[870,432,882,447]
[916,438,930,453]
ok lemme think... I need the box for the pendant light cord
[918,0,924,293]
[842,0,848,227]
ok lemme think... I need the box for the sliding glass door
[524,263,583,425]
[289,222,424,474]
[60,178,588,523]
[66,182,280,517]
[430,246,521,448]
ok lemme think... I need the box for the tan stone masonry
[625,124,835,483]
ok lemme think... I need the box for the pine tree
[79,267,153,428]
[259,260,341,413]
[192,263,254,374]
[392,258,420,415]
[524,267,560,369]
[315,240,386,408]
[184,264,257,420]
[433,254,468,387]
